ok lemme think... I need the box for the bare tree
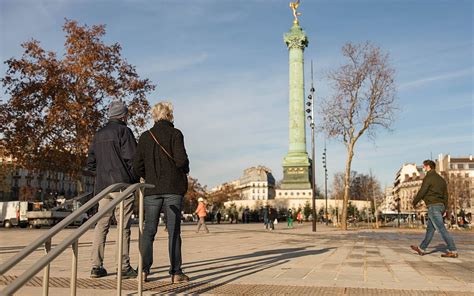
[320,42,397,230]
[442,172,472,224]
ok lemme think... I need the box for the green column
[281,24,311,190]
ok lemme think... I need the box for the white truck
[25,199,89,228]
[0,201,28,228]
[0,197,90,228]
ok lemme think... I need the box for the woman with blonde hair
[133,101,190,283]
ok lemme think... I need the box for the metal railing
[0,182,154,296]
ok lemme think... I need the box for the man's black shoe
[90,267,108,278]
[120,266,138,279]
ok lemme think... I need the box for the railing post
[0,184,154,296]
[42,238,52,296]
[117,200,124,296]
[138,188,145,295]
[70,240,79,296]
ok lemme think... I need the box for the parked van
[0,201,28,228]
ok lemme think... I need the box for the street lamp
[306,60,316,232]
[322,144,328,225]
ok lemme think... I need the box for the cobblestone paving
[1,274,472,295]
[1,223,473,295]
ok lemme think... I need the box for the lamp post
[322,144,328,225]
[306,60,316,232]
[396,198,401,228]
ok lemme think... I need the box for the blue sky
[1,0,473,191]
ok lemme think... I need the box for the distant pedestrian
[268,207,276,231]
[263,205,269,229]
[133,101,190,283]
[410,160,458,258]
[244,207,250,223]
[195,197,209,233]
[297,211,303,224]
[87,99,139,279]
[287,209,294,228]
[216,211,222,224]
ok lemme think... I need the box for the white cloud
[399,68,472,90]
[137,53,209,75]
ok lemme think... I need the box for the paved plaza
[0,223,473,295]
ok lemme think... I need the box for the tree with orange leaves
[0,19,155,191]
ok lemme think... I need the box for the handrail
[0,183,126,275]
[0,182,154,296]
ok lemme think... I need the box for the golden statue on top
[289,0,302,25]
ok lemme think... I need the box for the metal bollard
[138,188,144,295]
[70,240,79,296]
[42,239,52,296]
[117,200,124,296]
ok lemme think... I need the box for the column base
[281,163,312,190]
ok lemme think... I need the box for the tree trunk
[373,193,379,229]
[341,144,355,230]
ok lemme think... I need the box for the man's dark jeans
[143,194,183,275]
[420,204,457,252]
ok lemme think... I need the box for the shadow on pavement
[146,247,334,294]
[425,244,447,255]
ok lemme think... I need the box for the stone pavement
[0,222,473,295]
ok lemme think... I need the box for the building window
[469,164,474,169]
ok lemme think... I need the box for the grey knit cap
[108,100,128,119]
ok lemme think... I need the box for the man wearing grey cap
[87,99,139,278]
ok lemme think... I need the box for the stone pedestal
[281,24,311,190]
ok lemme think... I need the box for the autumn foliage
[0,19,155,179]
[184,176,207,214]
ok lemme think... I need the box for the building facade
[0,156,94,202]
[379,186,397,215]
[392,155,473,217]
[238,166,276,201]
[437,154,474,215]
[393,163,426,214]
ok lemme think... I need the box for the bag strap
[148,130,175,163]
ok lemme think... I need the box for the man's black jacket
[133,120,189,196]
[87,119,138,194]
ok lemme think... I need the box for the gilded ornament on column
[289,0,302,25]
